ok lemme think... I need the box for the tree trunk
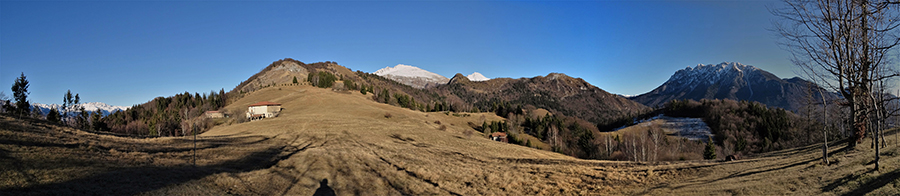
[823,91,829,165]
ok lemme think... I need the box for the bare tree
[774,0,900,145]
[774,0,900,170]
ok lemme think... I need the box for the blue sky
[1,0,793,107]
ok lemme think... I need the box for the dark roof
[249,101,282,107]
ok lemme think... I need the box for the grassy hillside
[5,83,900,195]
[642,132,900,195]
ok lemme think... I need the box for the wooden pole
[193,122,196,166]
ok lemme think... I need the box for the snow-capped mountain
[631,62,838,112]
[374,64,450,88]
[466,72,490,81]
[31,102,130,117]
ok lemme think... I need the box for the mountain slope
[231,58,310,94]
[374,64,449,88]
[439,73,649,125]
[631,62,838,112]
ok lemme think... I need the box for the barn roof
[249,101,282,107]
[491,132,507,137]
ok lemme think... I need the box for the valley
[615,115,713,141]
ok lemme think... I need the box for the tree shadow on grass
[839,168,900,196]
[0,139,303,196]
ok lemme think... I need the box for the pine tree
[63,90,74,124]
[78,104,88,130]
[293,76,299,84]
[11,72,30,117]
[47,107,60,123]
[704,136,717,160]
[91,108,105,131]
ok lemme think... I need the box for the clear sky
[1,0,795,107]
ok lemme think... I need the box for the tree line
[101,89,228,136]
[3,73,111,133]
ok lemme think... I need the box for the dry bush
[463,129,474,138]
[235,115,249,123]
[384,113,393,118]
[610,151,627,161]
[125,120,149,135]
[434,120,441,125]
[438,125,447,131]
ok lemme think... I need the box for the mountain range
[222,59,647,128]
[369,62,832,115]
[32,102,130,117]
[114,58,836,137]
[373,64,489,88]
[630,62,837,112]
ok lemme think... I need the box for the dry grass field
[3,84,900,195]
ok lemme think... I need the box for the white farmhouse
[246,101,282,121]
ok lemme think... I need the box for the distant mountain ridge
[374,64,449,88]
[437,72,649,125]
[631,62,838,112]
[32,102,130,117]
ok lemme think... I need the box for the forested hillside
[664,99,827,154]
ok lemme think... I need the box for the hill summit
[466,72,489,81]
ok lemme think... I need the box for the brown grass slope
[197,85,664,195]
[1,85,664,195]
[640,132,900,195]
[5,84,900,195]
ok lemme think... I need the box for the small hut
[247,101,282,121]
[490,132,508,143]
[204,111,225,119]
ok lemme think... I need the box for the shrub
[463,129,474,138]
[438,125,447,131]
[384,113,393,118]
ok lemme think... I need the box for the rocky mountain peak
[631,62,837,112]
[448,73,471,84]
